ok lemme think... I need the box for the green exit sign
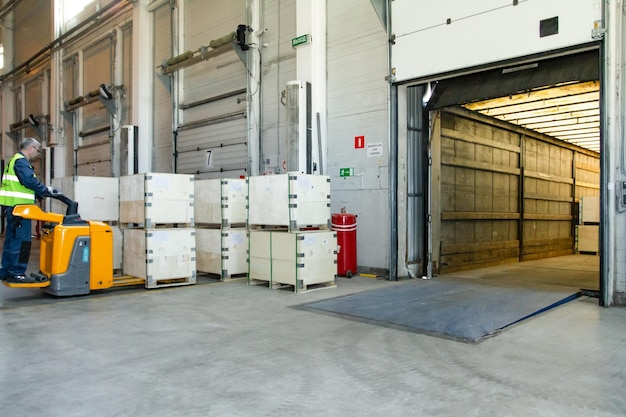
[339,167,354,177]
[292,34,311,48]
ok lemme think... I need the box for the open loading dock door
[421,50,600,288]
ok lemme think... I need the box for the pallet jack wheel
[31,273,49,283]
[346,270,353,278]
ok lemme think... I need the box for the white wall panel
[259,0,297,173]
[327,0,389,269]
[392,0,602,82]
[153,4,173,172]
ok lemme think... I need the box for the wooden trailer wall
[435,107,600,273]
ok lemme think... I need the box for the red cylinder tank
[332,211,357,278]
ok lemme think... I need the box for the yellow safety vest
[0,153,36,206]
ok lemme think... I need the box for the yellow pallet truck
[3,193,142,296]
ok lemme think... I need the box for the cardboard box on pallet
[120,173,194,227]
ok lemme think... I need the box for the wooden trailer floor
[441,253,600,292]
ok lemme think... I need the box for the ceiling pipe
[0,0,131,85]
[0,0,21,22]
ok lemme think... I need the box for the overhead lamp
[99,84,113,99]
[28,114,38,126]
[236,25,251,51]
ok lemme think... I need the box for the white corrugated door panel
[77,142,112,177]
[392,0,602,82]
[176,0,247,176]
[78,37,114,176]
[176,118,247,178]
[82,37,113,133]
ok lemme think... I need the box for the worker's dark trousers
[0,208,32,277]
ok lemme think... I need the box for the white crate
[249,230,337,292]
[122,228,196,287]
[50,176,119,221]
[580,196,600,224]
[120,173,194,226]
[577,225,599,253]
[196,228,247,278]
[248,174,330,229]
[248,230,272,282]
[111,225,123,270]
[195,178,247,226]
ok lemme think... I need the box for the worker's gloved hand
[47,186,59,195]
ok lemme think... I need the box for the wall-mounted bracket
[65,94,116,116]
[160,41,237,75]
[61,110,74,124]
[5,115,49,142]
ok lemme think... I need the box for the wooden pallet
[112,275,146,288]
[122,222,195,229]
[146,275,196,289]
[248,278,336,293]
[197,271,247,281]
[194,222,247,229]
[248,224,330,233]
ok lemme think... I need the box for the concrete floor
[1,247,625,417]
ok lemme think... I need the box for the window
[63,0,99,31]
[64,0,95,22]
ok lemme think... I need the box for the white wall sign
[367,142,383,157]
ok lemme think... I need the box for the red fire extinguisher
[332,208,357,278]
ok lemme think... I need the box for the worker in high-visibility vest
[0,137,54,283]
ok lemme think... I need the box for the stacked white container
[119,173,196,288]
[194,178,248,280]
[247,173,337,292]
[50,176,123,271]
[577,195,600,254]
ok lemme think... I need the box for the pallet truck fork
[3,192,115,296]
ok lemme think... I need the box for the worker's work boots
[6,275,36,284]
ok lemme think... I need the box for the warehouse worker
[0,137,54,283]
